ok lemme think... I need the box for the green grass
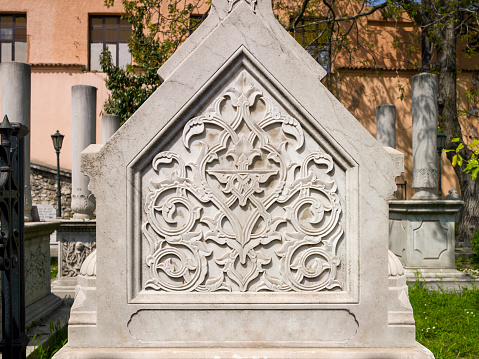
[50,257,58,280]
[409,281,479,358]
[29,320,68,359]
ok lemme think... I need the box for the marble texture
[71,85,97,219]
[101,114,121,144]
[389,200,476,289]
[56,0,431,357]
[0,62,33,221]
[376,103,396,148]
[51,219,96,298]
[411,73,438,200]
[13,222,62,328]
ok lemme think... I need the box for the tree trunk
[437,19,479,249]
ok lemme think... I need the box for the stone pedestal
[411,73,438,200]
[0,62,33,221]
[389,200,477,289]
[102,114,121,144]
[376,103,396,148]
[51,219,96,298]
[71,85,97,219]
[0,221,62,332]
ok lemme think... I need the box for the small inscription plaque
[36,204,57,221]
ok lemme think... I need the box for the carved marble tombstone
[55,0,433,357]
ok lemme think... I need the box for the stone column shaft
[102,114,121,144]
[411,73,438,200]
[71,85,97,218]
[0,62,32,221]
[376,103,396,148]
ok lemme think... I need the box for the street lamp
[437,131,447,198]
[51,130,64,217]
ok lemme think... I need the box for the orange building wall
[0,0,125,169]
[335,69,479,198]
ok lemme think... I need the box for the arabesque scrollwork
[143,72,343,292]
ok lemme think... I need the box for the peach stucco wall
[0,67,109,170]
[0,0,124,170]
[29,68,109,169]
[335,69,479,198]
[0,0,125,65]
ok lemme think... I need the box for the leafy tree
[390,0,479,248]
[101,0,208,123]
[100,0,479,246]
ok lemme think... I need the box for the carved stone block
[389,200,462,269]
[56,0,433,356]
[51,219,96,298]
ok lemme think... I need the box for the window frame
[291,17,331,72]
[0,13,27,63]
[89,15,131,71]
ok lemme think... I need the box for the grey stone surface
[101,114,121,144]
[71,85,96,219]
[376,103,396,148]
[389,200,477,289]
[0,62,33,221]
[56,0,431,357]
[0,221,63,329]
[51,219,96,298]
[411,73,438,200]
[36,204,57,222]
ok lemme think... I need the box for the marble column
[376,103,396,148]
[101,114,121,144]
[0,62,33,221]
[411,73,438,200]
[71,85,97,218]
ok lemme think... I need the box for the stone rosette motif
[62,240,96,277]
[142,72,343,292]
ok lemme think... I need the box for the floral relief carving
[71,194,96,215]
[61,240,96,277]
[143,71,343,292]
[25,245,48,300]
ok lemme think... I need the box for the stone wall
[31,161,72,217]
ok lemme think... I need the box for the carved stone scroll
[142,72,343,292]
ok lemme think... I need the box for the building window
[0,14,27,63]
[292,18,330,72]
[189,14,205,35]
[89,15,131,71]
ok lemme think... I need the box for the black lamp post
[437,131,447,198]
[51,130,64,217]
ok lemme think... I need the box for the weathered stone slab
[55,0,432,357]
[51,219,96,298]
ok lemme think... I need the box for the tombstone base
[54,343,434,359]
[26,293,63,327]
[406,268,478,290]
[411,189,438,200]
[51,219,96,298]
[51,277,79,298]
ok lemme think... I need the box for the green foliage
[472,231,479,264]
[100,50,161,124]
[444,138,479,180]
[50,257,58,280]
[100,0,208,123]
[30,320,68,359]
[409,282,479,358]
